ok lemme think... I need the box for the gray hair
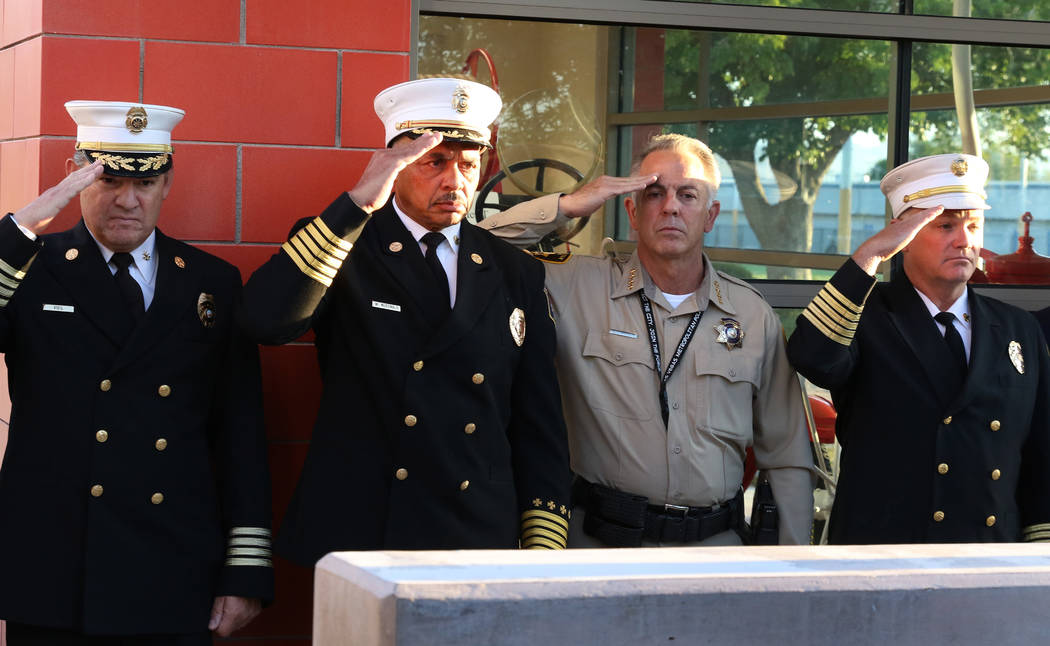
[630,133,720,209]
[73,149,90,166]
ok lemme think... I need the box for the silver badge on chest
[1009,340,1025,374]
[510,307,526,347]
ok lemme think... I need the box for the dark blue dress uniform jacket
[0,216,273,635]
[787,258,1050,544]
[240,194,572,565]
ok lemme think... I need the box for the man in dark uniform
[788,153,1050,544]
[240,78,572,562]
[0,101,273,644]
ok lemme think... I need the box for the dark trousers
[6,622,212,646]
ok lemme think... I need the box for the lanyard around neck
[638,291,702,428]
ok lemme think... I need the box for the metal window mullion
[421,1,1050,48]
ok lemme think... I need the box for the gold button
[158,385,171,397]
[990,420,1001,432]
[991,469,1001,480]
[937,463,949,475]
[395,468,408,481]
[100,379,112,392]
[151,492,164,505]
[472,372,485,385]
[459,480,470,491]
[464,423,476,435]
[404,415,417,427]
[413,361,424,372]
[933,510,945,522]
[986,515,996,527]
[96,430,109,443]
[389,241,403,253]
[471,253,483,264]
[90,484,104,497]
[942,416,952,425]
[155,438,167,451]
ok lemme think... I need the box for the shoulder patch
[716,269,764,298]
[528,251,572,264]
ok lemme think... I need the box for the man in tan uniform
[480,133,814,546]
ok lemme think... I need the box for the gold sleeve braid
[0,256,27,309]
[1023,523,1050,542]
[224,527,273,567]
[521,508,569,549]
[802,281,863,346]
[282,217,353,287]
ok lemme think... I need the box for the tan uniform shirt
[481,194,814,543]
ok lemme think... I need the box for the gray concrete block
[315,544,1050,645]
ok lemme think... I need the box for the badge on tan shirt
[509,307,526,347]
[1009,340,1025,374]
[714,318,744,350]
[198,293,216,328]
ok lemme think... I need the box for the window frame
[416,0,1050,308]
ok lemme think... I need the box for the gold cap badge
[950,158,968,177]
[509,307,526,347]
[125,106,148,134]
[452,86,470,114]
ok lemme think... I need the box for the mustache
[433,191,467,206]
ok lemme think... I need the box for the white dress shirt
[915,287,972,360]
[393,199,462,308]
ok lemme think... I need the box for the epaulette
[528,251,572,264]
[715,268,765,299]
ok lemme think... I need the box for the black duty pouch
[749,472,779,545]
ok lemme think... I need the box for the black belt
[572,477,743,547]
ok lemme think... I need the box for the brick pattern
[0,2,414,641]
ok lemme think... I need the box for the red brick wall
[0,1,412,643]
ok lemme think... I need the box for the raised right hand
[347,132,444,213]
[557,174,658,219]
[13,160,103,235]
[851,205,944,275]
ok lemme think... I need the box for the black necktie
[420,232,450,309]
[934,311,968,376]
[112,252,145,322]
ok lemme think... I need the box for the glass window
[614,27,891,278]
[419,10,1050,289]
[914,1,1050,22]
[419,17,609,254]
[909,42,1050,283]
[659,0,897,12]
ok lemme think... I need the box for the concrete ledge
[315,544,1050,645]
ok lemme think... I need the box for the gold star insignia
[547,500,556,510]
[533,498,542,507]
[559,505,567,515]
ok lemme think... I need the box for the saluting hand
[851,205,945,276]
[347,131,444,213]
[558,174,658,219]
[12,160,104,235]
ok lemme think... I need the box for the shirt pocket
[581,329,656,421]
[693,348,761,440]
